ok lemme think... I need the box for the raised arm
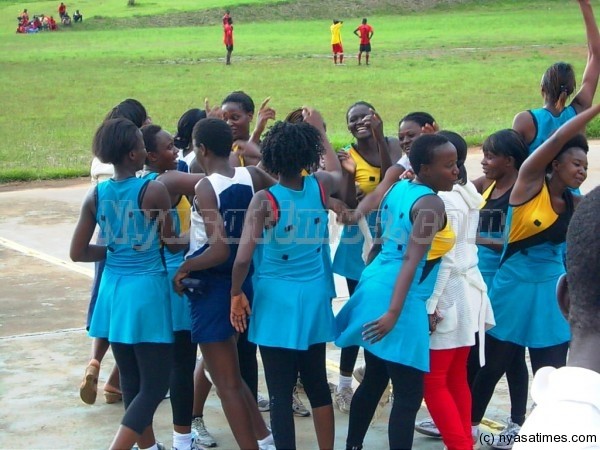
[303,107,343,196]
[157,171,204,197]
[70,187,107,262]
[249,97,276,145]
[572,0,600,113]
[230,191,269,332]
[511,102,600,204]
[362,194,445,343]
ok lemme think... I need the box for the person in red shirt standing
[58,2,66,19]
[354,18,374,65]
[223,17,234,65]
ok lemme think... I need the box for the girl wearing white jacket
[423,131,495,450]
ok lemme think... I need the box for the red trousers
[424,347,473,450]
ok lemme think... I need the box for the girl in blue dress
[230,108,343,450]
[141,124,207,450]
[486,104,598,372]
[336,133,459,450]
[71,118,181,450]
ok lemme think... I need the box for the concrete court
[1,148,598,450]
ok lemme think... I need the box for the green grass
[1,0,598,181]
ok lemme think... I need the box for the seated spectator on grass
[73,9,82,22]
[49,16,57,30]
[61,13,71,26]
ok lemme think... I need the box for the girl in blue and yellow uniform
[482,104,598,443]
[331,101,394,412]
[141,124,208,450]
[230,108,343,450]
[336,133,459,450]
[70,118,182,450]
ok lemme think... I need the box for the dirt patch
[0,177,89,193]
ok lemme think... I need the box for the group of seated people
[16,6,82,34]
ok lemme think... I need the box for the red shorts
[332,43,343,54]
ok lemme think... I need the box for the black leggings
[260,343,332,449]
[468,333,529,425]
[111,342,173,435]
[237,328,258,400]
[170,331,197,427]
[340,278,360,374]
[471,334,568,425]
[346,350,424,450]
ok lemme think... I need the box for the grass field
[1,0,598,181]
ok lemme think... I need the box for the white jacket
[427,181,495,363]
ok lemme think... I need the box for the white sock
[257,432,274,446]
[140,444,158,450]
[337,374,352,392]
[173,431,192,450]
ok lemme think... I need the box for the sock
[337,374,352,392]
[257,433,274,446]
[471,425,479,435]
[173,431,192,450]
[140,445,158,450]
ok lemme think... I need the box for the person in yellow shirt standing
[330,20,344,65]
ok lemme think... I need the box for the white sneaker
[492,418,521,449]
[292,386,311,417]
[334,386,354,414]
[414,418,442,439]
[257,393,270,412]
[352,365,366,383]
[191,417,217,448]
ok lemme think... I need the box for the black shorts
[226,44,233,52]
[359,43,371,53]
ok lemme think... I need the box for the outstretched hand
[205,98,224,119]
[230,292,252,333]
[301,107,327,132]
[256,97,276,129]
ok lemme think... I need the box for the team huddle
[71,1,600,450]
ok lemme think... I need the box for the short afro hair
[409,134,450,176]
[400,111,436,128]
[260,121,323,178]
[221,91,255,114]
[192,118,233,158]
[565,185,600,335]
[93,118,141,165]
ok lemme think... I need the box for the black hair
[541,62,576,106]
[482,129,528,170]
[285,108,304,124]
[104,98,148,128]
[409,134,451,176]
[261,121,323,177]
[548,134,589,173]
[438,130,467,185]
[362,18,367,24]
[192,118,232,158]
[174,108,207,150]
[333,19,339,24]
[400,111,436,128]
[141,124,162,153]
[93,118,140,165]
[566,185,600,334]
[221,91,255,114]
[346,101,376,122]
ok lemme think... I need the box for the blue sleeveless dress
[487,182,572,347]
[184,168,254,344]
[142,171,192,332]
[335,180,454,372]
[89,177,173,344]
[250,175,337,350]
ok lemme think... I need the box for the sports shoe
[257,393,270,412]
[352,365,366,384]
[334,386,354,414]
[292,386,311,417]
[191,417,217,448]
[414,418,442,439]
[491,418,521,449]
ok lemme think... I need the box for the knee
[305,380,332,409]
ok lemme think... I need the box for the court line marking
[0,236,94,279]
